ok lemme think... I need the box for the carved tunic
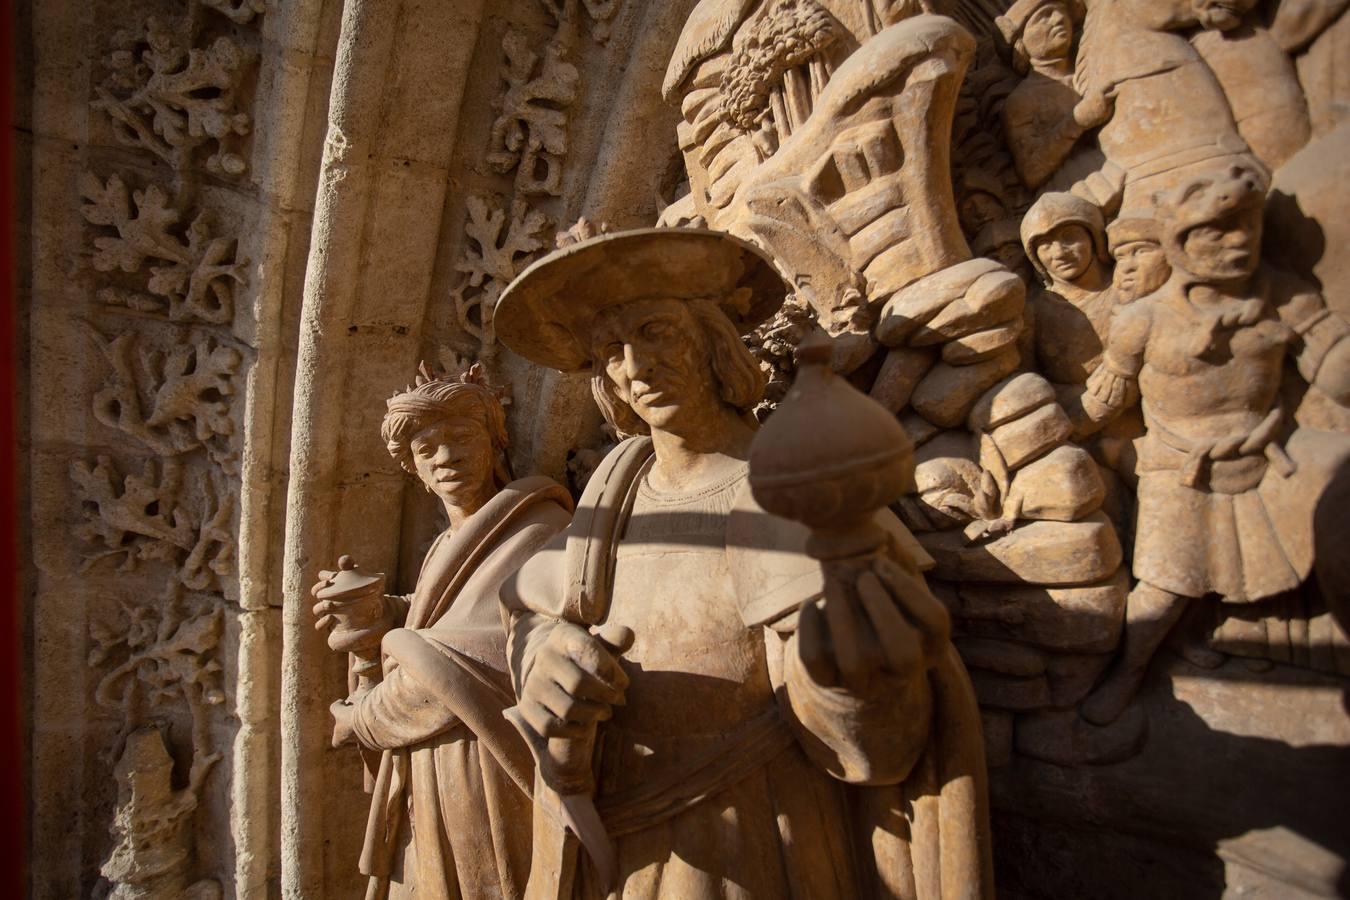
[505,439,994,900]
[585,462,862,898]
[1097,270,1350,600]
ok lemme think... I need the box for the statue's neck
[647,409,755,494]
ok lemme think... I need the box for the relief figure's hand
[1073,85,1118,130]
[797,554,951,696]
[517,621,631,741]
[310,583,394,657]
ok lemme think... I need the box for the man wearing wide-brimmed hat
[494,227,991,899]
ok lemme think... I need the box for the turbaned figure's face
[592,298,721,435]
[409,415,495,510]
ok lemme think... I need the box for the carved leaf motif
[92,17,254,175]
[487,28,581,196]
[81,174,246,325]
[450,196,551,353]
[71,456,196,573]
[86,328,242,465]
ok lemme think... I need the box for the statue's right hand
[518,621,632,739]
[310,583,391,655]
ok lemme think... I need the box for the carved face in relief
[588,295,767,439]
[1034,223,1095,284]
[409,416,496,511]
[1112,240,1170,302]
[1022,2,1074,63]
[592,299,721,435]
[1191,0,1257,31]
[1177,205,1262,283]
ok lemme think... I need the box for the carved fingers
[797,555,951,694]
[518,621,630,739]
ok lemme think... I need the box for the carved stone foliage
[90,586,227,748]
[83,325,242,468]
[450,196,551,357]
[90,586,226,899]
[81,173,247,326]
[93,16,255,176]
[72,455,236,592]
[488,27,581,197]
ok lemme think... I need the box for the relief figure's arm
[1280,286,1350,404]
[771,551,946,786]
[1085,304,1150,420]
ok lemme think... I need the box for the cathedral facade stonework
[17,0,1350,897]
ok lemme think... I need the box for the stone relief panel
[24,0,274,895]
[637,1,1350,886]
[93,14,255,176]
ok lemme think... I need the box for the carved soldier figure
[494,228,992,899]
[311,366,573,899]
[996,0,1110,190]
[1079,165,1350,724]
[1107,212,1171,304]
[1019,192,1120,440]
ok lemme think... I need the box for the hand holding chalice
[311,555,390,690]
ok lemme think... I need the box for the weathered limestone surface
[17,0,1350,897]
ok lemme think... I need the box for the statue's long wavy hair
[590,299,767,439]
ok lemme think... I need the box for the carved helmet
[495,227,787,373]
[1020,191,1109,283]
[1106,210,1163,253]
[996,0,1085,71]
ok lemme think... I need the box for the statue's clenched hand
[517,621,631,740]
[797,554,951,694]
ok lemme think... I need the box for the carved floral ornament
[80,172,248,326]
[93,16,255,176]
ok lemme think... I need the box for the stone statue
[996,0,1110,190]
[1070,0,1261,211]
[1106,211,1171,304]
[494,228,993,899]
[1020,191,1116,438]
[311,365,574,899]
[1079,164,1350,724]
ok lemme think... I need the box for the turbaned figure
[312,365,573,899]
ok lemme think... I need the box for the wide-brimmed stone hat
[495,227,788,373]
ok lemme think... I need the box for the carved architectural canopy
[16,0,1350,896]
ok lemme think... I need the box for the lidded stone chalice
[312,555,387,690]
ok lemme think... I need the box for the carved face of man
[1112,240,1170,302]
[1178,205,1262,283]
[592,298,720,435]
[1035,223,1095,284]
[409,415,495,510]
[1191,0,1257,31]
[1022,2,1074,62]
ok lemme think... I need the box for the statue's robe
[350,476,573,900]
[504,439,993,900]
